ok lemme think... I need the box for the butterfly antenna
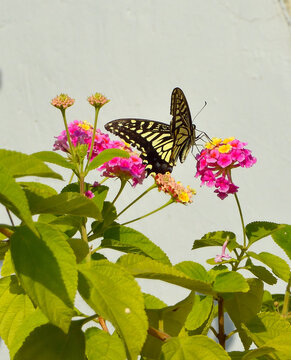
[193,101,207,122]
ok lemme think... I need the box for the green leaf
[37,214,81,238]
[61,183,80,193]
[30,192,102,221]
[213,272,250,293]
[241,347,275,360]
[243,312,291,347]
[272,224,291,260]
[32,151,74,169]
[1,249,14,276]
[91,185,109,212]
[228,350,273,360]
[160,335,231,359]
[243,312,291,359]
[20,182,58,203]
[78,260,148,360]
[117,254,215,295]
[13,321,85,360]
[0,149,63,179]
[248,251,290,282]
[0,170,36,233]
[224,278,264,350]
[174,261,210,282]
[142,292,195,359]
[246,221,285,246]
[0,239,9,260]
[85,327,126,360]
[67,238,89,263]
[192,231,239,251]
[89,202,118,240]
[208,265,229,283]
[244,259,277,285]
[185,295,213,331]
[9,309,48,359]
[87,148,130,171]
[101,225,171,265]
[0,275,35,349]
[11,223,78,332]
[143,293,167,309]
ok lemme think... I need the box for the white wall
[1,0,291,355]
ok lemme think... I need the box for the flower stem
[79,173,90,262]
[121,199,173,226]
[86,107,100,168]
[218,297,226,349]
[282,275,291,318]
[61,109,75,159]
[112,180,127,206]
[233,192,247,247]
[5,208,14,226]
[117,184,157,217]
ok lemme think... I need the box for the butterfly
[104,87,199,175]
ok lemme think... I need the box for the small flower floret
[51,94,75,110]
[87,93,110,109]
[215,240,232,263]
[195,138,256,199]
[154,172,196,204]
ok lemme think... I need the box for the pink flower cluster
[195,137,257,199]
[154,172,196,204]
[53,120,146,186]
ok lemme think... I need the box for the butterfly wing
[104,118,174,174]
[170,87,196,164]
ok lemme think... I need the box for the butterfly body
[104,88,197,175]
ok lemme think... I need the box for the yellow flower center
[78,121,92,131]
[223,137,235,144]
[178,192,190,203]
[218,144,232,153]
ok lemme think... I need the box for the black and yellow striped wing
[104,118,174,174]
[104,88,197,175]
[170,87,196,164]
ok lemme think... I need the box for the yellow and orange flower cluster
[154,172,195,204]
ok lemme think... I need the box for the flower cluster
[154,172,196,204]
[51,94,75,110]
[98,145,146,186]
[195,137,257,199]
[54,120,93,152]
[53,120,146,186]
[87,93,110,109]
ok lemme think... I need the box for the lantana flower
[53,120,146,186]
[87,93,110,109]
[51,94,75,110]
[195,137,257,199]
[154,172,196,204]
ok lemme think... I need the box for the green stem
[61,109,75,159]
[68,171,75,184]
[5,208,14,226]
[112,180,127,206]
[79,173,90,262]
[233,192,247,248]
[282,275,291,318]
[218,297,226,349]
[117,184,157,217]
[121,199,173,226]
[86,107,100,169]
